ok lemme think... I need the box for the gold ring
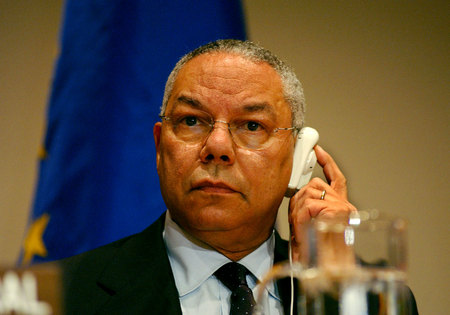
[320,190,326,200]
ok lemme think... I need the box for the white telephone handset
[284,127,319,315]
[285,127,319,197]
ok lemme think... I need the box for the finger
[289,198,332,245]
[314,145,348,197]
[301,178,344,201]
[289,180,356,227]
[289,178,333,218]
[289,186,328,226]
[294,183,340,206]
[290,197,340,223]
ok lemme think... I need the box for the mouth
[191,180,239,194]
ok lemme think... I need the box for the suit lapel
[95,213,182,315]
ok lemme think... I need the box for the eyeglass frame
[159,114,300,150]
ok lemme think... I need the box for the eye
[245,121,262,132]
[181,116,198,126]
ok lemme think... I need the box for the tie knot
[214,262,250,291]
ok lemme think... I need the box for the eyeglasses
[160,113,298,150]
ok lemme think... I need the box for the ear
[153,122,162,167]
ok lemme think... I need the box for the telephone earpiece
[285,127,319,197]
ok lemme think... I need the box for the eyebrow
[242,103,273,114]
[174,95,276,118]
[175,96,203,109]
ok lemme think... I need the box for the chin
[198,210,243,230]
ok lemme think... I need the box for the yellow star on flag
[22,213,50,265]
[38,145,48,160]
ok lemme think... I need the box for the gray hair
[160,39,305,129]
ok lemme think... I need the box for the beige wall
[0,0,63,264]
[1,1,448,313]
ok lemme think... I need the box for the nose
[199,121,236,165]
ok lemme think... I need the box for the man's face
[154,52,295,256]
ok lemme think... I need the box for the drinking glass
[254,210,412,315]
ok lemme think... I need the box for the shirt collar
[163,210,279,299]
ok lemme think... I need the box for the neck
[166,211,274,261]
[211,243,261,261]
[187,227,274,261]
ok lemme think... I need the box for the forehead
[167,52,292,121]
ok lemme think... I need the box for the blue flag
[20,0,246,264]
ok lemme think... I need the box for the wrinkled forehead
[167,53,291,123]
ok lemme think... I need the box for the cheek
[238,146,293,197]
[158,139,199,187]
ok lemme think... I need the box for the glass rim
[311,209,407,232]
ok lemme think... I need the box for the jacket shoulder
[60,213,182,314]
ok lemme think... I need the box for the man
[62,40,417,314]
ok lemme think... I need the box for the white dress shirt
[163,211,284,315]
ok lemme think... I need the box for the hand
[288,145,357,266]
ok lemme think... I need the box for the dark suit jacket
[62,213,292,314]
[61,212,418,314]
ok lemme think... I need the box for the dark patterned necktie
[214,262,256,315]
